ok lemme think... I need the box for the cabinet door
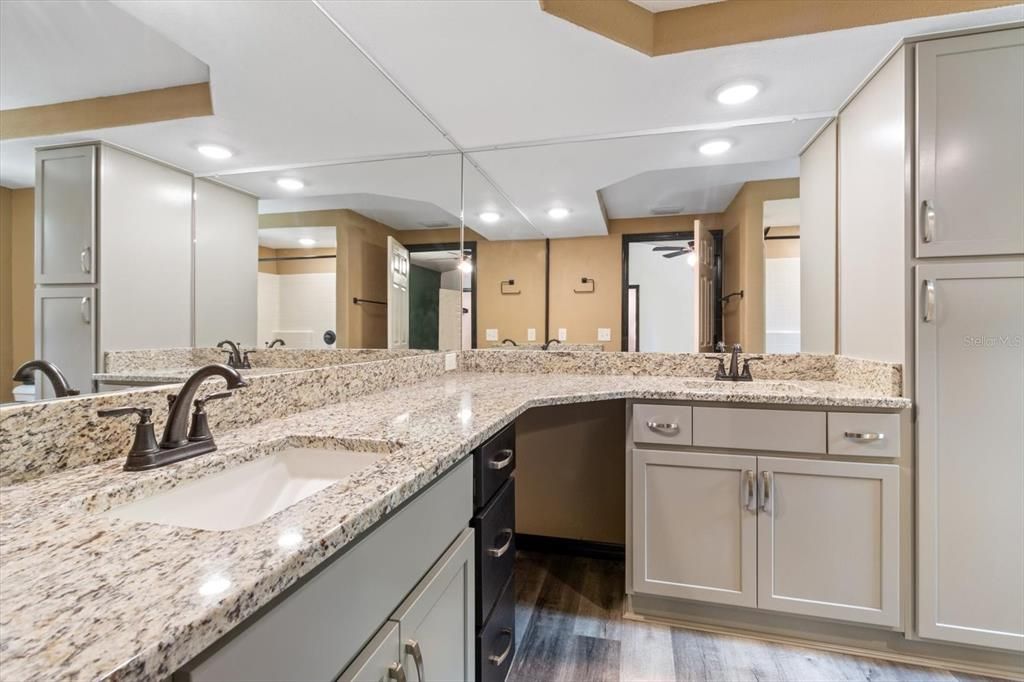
[336,621,402,682]
[917,261,1024,651]
[34,286,95,399]
[392,528,475,682]
[916,29,1024,257]
[757,457,899,627]
[35,146,96,284]
[631,449,757,608]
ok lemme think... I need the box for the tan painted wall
[516,400,626,544]
[0,188,34,402]
[721,178,800,352]
[476,239,547,346]
[548,235,622,351]
[258,245,278,274]
[259,247,337,275]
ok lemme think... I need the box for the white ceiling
[0,0,208,109]
[409,249,462,272]
[2,0,1021,240]
[259,226,337,249]
[763,197,801,228]
[601,157,799,219]
[628,1,724,13]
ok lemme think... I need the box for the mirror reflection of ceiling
[409,249,463,273]
[258,226,337,250]
[2,0,1020,240]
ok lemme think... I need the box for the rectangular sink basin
[103,445,389,531]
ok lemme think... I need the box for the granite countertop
[0,371,910,680]
[94,367,302,385]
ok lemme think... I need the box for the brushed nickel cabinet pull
[488,529,513,558]
[404,640,425,682]
[742,470,756,512]
[921,200,936,243]
[489,448,514,470]
[760,471,772,514]
[388,663,407,682]
[844,431,885,442]
[923,280,936,322]
[80,297,91,324]
[80,246,91,274]
[646,421,679,434]
[488,628,514,666]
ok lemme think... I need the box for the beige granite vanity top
[94,367,302,385]
[0,370,909,681]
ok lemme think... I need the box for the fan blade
[652,246,684,252]
[662,251,685,259]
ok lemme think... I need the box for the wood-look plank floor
[508,551,1002,682]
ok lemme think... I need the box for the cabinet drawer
[632,403,692,446]
[477,575,515,682]
[693,407,825,454]
[475,423,515,509]
[473,478,516,624]
[828,412,901,458]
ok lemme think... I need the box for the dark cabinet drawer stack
[471,423,516,682]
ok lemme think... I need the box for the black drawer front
[475,423,515,509]
[477,574,516,682]
[473,478,516,624]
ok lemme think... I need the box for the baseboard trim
[624,596,1024,681]
[516,533,625,561]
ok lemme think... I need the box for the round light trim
[298,237,316,246]
[716,82,760,105]
[196,144,233,160]
[547,207,570,220]
[276,178,305,191]
[699,139,732,156]
[479,211,501,223]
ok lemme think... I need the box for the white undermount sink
[103,442,392,531]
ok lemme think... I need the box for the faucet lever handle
[98,406,160,460]
[193,391,233,411]
[188,391,234,443]
[98,406,153,421]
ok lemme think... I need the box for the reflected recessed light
[547,207,570,220]
[458,260,474,273]
[699,139,732,156]
[198,574,231,597]
[298,238,316,246]
[277,530,303,549]
[276,178,304,191]
[196,144,233,160]
[479,211,501,223]
[686,252,698,267]
[716,81,760,105]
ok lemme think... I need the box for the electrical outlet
[597,327,611,341]
[558,328,567,341]
[486,328,498,341]
[444,353,457,371]
[527,328,536,341]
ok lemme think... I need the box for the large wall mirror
[0,0,462,404]
[458,119,827,354]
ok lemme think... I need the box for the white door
[756,457,900,627]
[694,219,714,352]
[916,29,1024,257]
[35,145,96,284]
[391,529,474,682]
[387,236,410,350]
[34,286,96,399]
[631,449,757,607]
[337,621,402,682]
[917,261,1024,651]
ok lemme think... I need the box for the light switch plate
[444,353,457,371]
[558,328,567,341]
[527,328,536,341]
[597,327,611,341]
[486,328,498,341]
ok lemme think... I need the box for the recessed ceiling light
[276,178,304,191]
[196,144,232,160]
[699,139,732,156]
[716,81,760,105]
[547,207,570,220]
[457,260,474,273]
[298,237,316,246]
[479,211,501,223]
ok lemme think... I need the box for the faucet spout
[12,359,79,397]
[216,340,243,368]
[160,363,247,448]
[541,338,561,350]
[728,344,742,379]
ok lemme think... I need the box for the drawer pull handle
[760,471,772,514]
[405,640,425,682]
[921,200,936,243]
[646,421,679,434]
[489,448,514,470]
[488,529,514,558]
[844,431,885,442]
[488,628,514,666]
[742,469,756,512]
[80,246,91,274]
[388,663,407,682]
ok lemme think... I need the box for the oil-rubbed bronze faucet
[267,338,285,348]
[217,340,252,369]
[541,338,561,350]
[12,359,80,397]
[501,338,518,346]
[99,363,248,471]
[712,345,763,382]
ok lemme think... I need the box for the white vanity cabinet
[629,403,903,629]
